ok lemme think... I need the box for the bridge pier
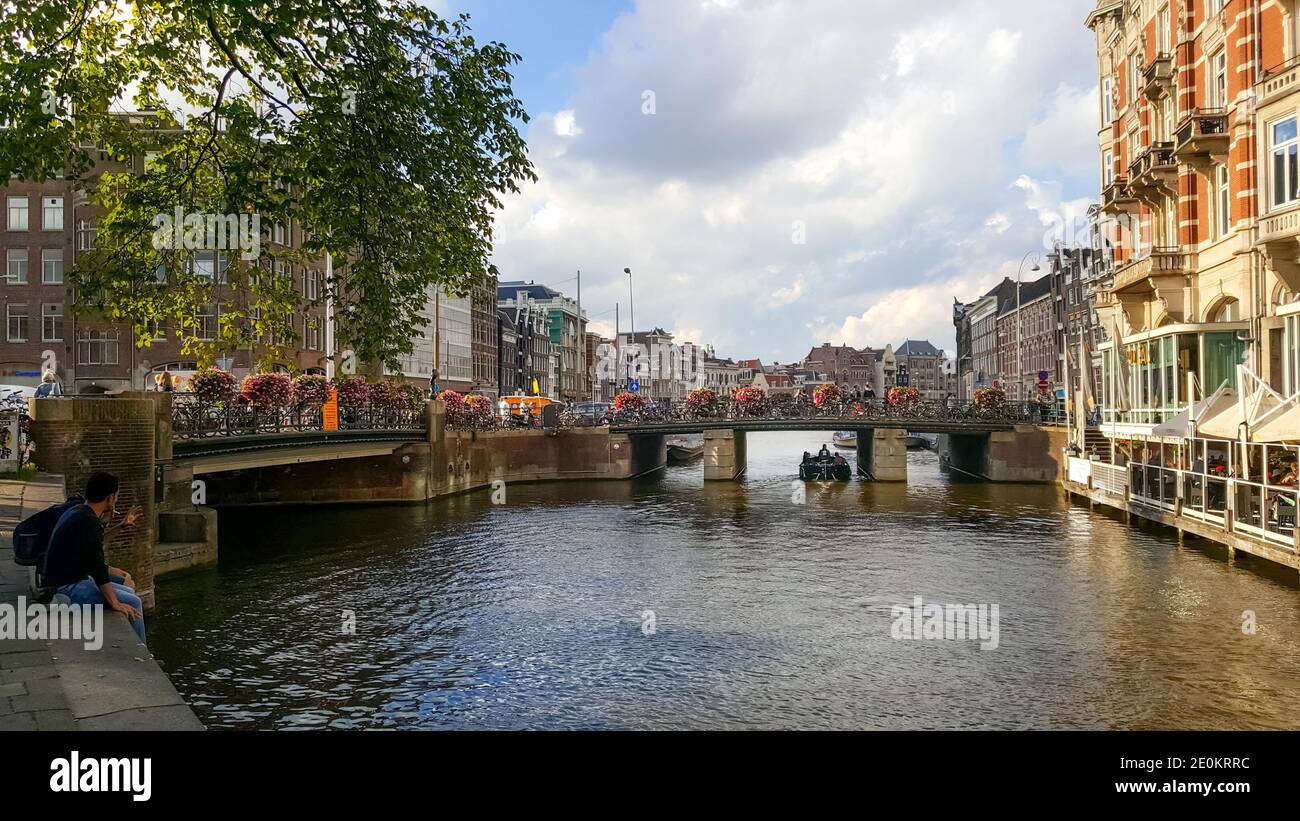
[870,429,907,482]
[28,394,159,609]
[939,426,1065,482]
[704,429,747,481]
[855,431,874,479]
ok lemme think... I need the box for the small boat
[799,453,853,481]
[906,433,937,451]
[667,434,704,463]
[832,431,857,449]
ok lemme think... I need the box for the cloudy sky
[444,0,1101,363]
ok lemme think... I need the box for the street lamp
[1016,252,1041,402]
[625,267,635,393]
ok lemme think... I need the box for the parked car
[572,402,612,426]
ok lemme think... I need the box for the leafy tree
[0,0,534,372]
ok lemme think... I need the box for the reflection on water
[148,432,1300,729]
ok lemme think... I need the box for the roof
[736,359,762,369]
[498,281,563,301]
[895,340,941,357]
[620,328,672,344]
[996,274,1053,315]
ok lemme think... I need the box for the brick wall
[27,396,158,607]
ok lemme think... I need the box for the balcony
[1173,109,1228,172]
[1258,55,1300,107]
[1141,54,1174,102]
[1110,248,1191,322]
[1127,142,1178,203]
[1100,175,1138,215]
[1258,207,1300,295]
[1112,247,1185,293]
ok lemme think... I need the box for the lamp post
[625,267,635,393]
[1016,252,1041,402]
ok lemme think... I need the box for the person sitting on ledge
[42,472,145,642]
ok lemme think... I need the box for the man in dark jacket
[42,473,145,642]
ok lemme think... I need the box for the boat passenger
[833,453,847,467]
[818,444,830,460]
[802,451,812,466]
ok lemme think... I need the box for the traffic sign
[629,380,641,393]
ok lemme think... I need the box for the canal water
[148,432,1300,730]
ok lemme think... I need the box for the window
[42,196,63,231]
[1210,50,1228,108]
[1158,5,1171,54]
[1128,50,1140,106]
[1211,298,1240,322]
[1128,49,1138,107]
[6,303,28,341]
[1206,0,1225,17]
[6,249,27,284]
[1160,96,1173,143]
[1163,196,1177,246]
[1102,77,1113,125]
[41,303,63,341]
[1272,117,1299,209]
[1103,150,1114,186]
[194,250,215,280]
[1216,164,1231,237]
[196,304,217,341]
[41,249,63,284]
[77,330,120,365]
[7,196,28,230]
[76,219,96,250]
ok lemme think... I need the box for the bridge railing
[171,393,425,441]
[600,398,1058,427]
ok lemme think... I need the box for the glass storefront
[1100,325,1246,425]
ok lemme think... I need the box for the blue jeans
[58,575,146,643]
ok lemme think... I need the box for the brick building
[471,273,499,397]
[995,275,1057,400]
[802,343,876,393]
[1084,0,1300,426]
[1,128,328,393]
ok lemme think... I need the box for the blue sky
[447,0,636,116]
[438,0,1101,363]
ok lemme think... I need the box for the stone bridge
[24,394,1064,608]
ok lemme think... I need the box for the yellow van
[499,395,554,418]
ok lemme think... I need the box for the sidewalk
[0,476,203,731]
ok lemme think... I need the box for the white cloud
[553,109,583,137]
[489,0,1099,362]
[1022,83,1101,180]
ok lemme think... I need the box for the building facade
[2,148,329,393]
[498,281,586,403]
[496,300,551,398]
[802,343,876,393]
[995,275,1057,401]
[471,274,499,397]
[1084,0,1300,429]
[894,340,948,400]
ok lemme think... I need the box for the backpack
[11,496,84,567]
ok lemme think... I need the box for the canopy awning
[1194,388,1251,440]
[1151,390,1224,438]
[1250,400,1300,443]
